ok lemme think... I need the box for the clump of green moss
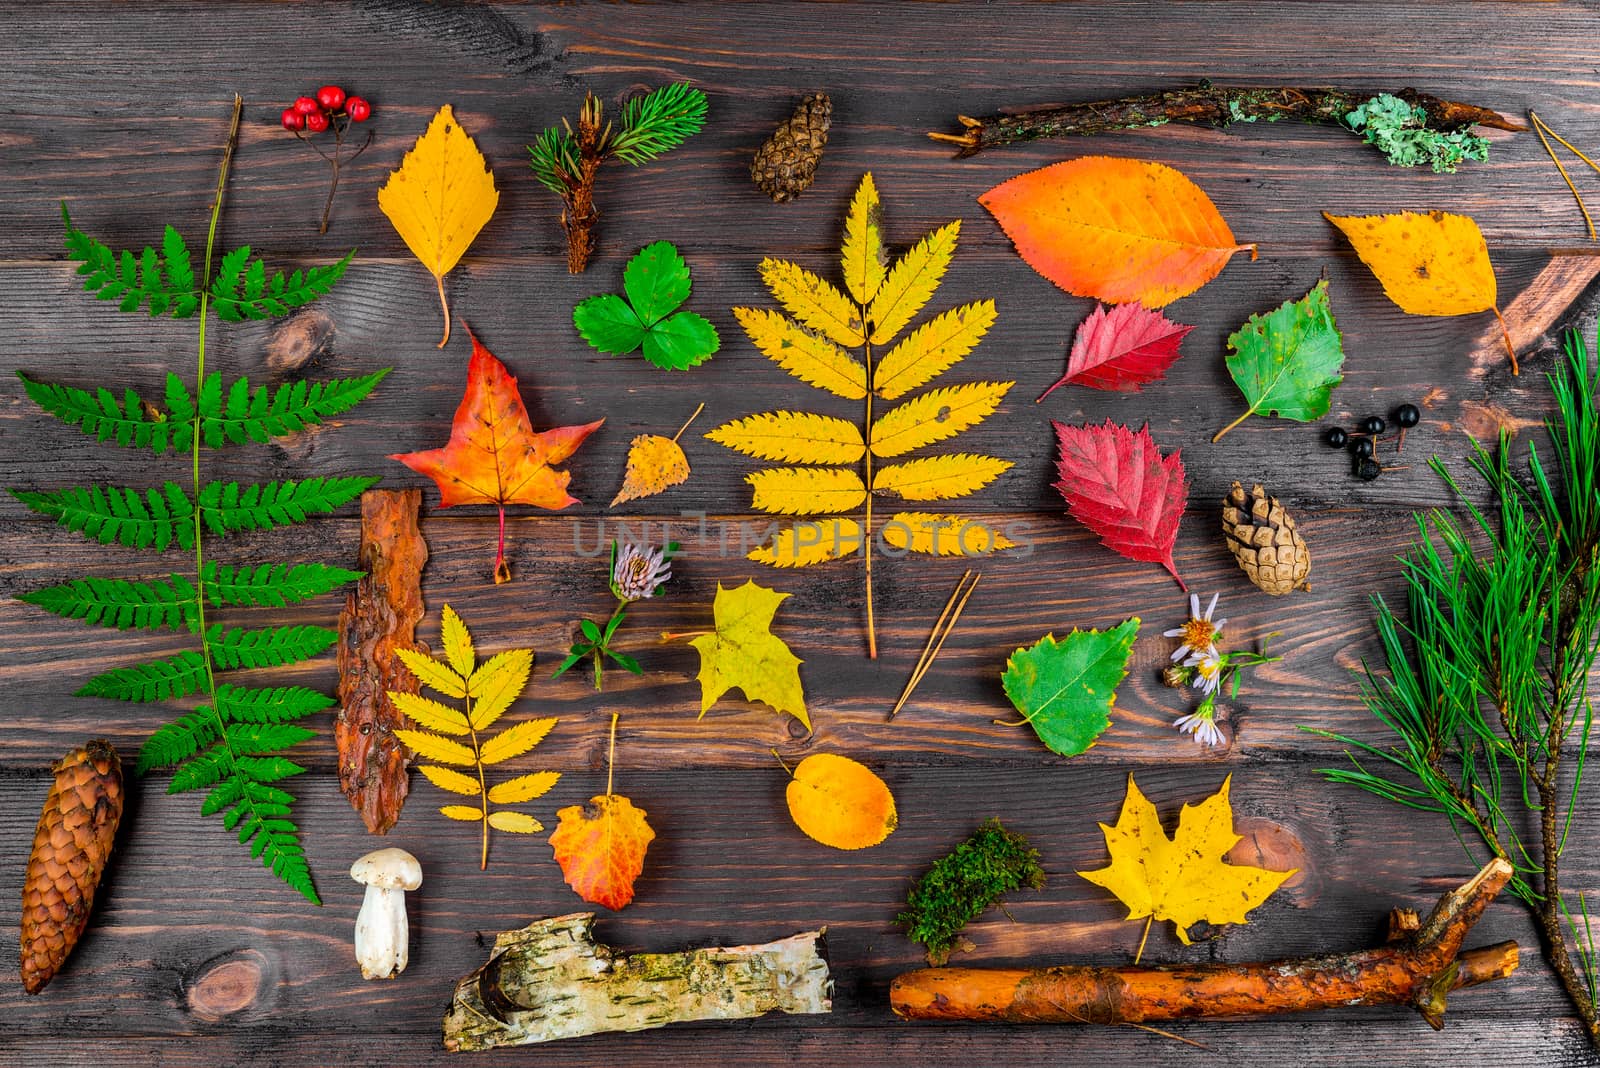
[1343,93,1490,174]
[897,818,1045,965]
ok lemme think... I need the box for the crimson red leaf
[1051,419,1187,590]
[1038,302,1193,400]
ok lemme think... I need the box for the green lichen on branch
[898,818,1044,965]
[1342,93,1490,173]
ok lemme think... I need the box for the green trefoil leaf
[572,240,719,370]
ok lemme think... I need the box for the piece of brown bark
[891,858,1517,1029]
[336,489,429,835]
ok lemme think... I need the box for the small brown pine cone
[752,93,832,202]
[1222,481,1311,595]
[21,740,124,994]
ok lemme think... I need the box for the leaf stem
[1135,914,1154,965]
[435,273,452,348]
[605,711,619,797]
[493,504,509,584]
[1211,409,1252,443]
[863,331,877,660]
[671,402,706,443]
[464,687,490,871]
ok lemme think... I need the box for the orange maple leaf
[548,793,655,911]
[390,328,603,583]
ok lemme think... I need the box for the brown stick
[891,858,1517,1029]
[931,85,1523,158]
[336,489,430,835]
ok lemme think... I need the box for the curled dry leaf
[785,753,897,850]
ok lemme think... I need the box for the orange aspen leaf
[784,752,897,850]
[549,713,655,911]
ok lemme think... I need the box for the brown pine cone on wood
[21,740,124,994]
[1222,481,1311,595]
[752,94,832,202]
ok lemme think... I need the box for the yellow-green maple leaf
[688,580,808,730]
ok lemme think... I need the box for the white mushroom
[350,847,422,980]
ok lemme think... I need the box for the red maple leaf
[1038,302,1193,400]
[1051,419,1187,590]
[390,329,603,583]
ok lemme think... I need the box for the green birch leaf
[1215,280,1344,441]
[1001,619,1139,757]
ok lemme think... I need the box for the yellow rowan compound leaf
[748,467,866,515]
[874,454,1013,501]
[1078,774,1296,946]
[688,581,809,729]
[479,716,558,766]
[439,603,475,678]
[394,729,477,767]
[748,520,864,567]
[786,753,897,850]
[487,811,543,834]
[870,381,1014,458]
[1324,210,1496,316]
[389,692,470,735]
[841,173,888,303]
[377,105,499,347]
[875,301,998,400]
[882,512,1017,556]
[706,411,865,465]
[487,771,562,805]
[418,764,483,797]
[733,307,866,399]
[395,646,467,699]
[868,220,960,345]
[441,805,485,822]
[758,259,866,347]
[611,434,690,507]
[466,648,534,731]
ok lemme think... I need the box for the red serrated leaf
[1038,302,1194,400]
[1051,419,1187,590]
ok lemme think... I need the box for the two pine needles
[887,570,981,721]
[1531,111,1600,240]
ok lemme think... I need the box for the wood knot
[1227,818,1313,903]
[185,948,272,1021]
[266,309,334,374]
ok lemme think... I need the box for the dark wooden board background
[3,2,1600,1064]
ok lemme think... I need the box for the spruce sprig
[1307,331,1600,1045]
[12,96,384,905]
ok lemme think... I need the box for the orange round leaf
[785,753,897,850]
[548,793,655,911]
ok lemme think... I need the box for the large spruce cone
[21,740,124,994]
[1222,481,1311,595]
[752,94,832,202]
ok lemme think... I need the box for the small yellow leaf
[748,467,866,515]
[440,805,484,822]
[389,691,470,736]
[748,520,864,567]
[611,434,691,507]
[868,220,960,345]
[395,647,467,699]
[706,411,864,465]
[487,810,543,834]
[466,648,534,731]
[480,716,558,766]
[487,771,562,805]
[394,729,477,767]
[870,381,1014,458]
[419,764,482,797]
[874,454,1013,501]
[688,580,809,730]
[439,603,475,678]
[841,173,888,304]
[1324,210,1496,316]
[881,512,1017,556]
[786,753,897,850]
[875,301,998,400]
[733,308,866,400]
[758,258,865,346]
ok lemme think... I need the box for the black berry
[1324,426,1348,448]
[1361,415,1386,435]
[1357,458,1382,481]
[1350,437,1374,460]
[1395,403,1421,428]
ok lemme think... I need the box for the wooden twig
[888,570,980,721]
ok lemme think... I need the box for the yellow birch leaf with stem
[377,105,499,348]
[611,404,704,507]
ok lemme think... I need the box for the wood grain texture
[2,2,1598,1065]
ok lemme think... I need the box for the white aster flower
[1185,649,1224,694]
[1162,591,1226,663]
[1173,709,1225,748]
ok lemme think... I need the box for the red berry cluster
[280,85,372,133]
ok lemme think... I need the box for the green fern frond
[12,482,191,552]
[78,649,206,702]
[611,83,708,165]
[225,722,317,756]
[528,126,582,194]
[208,624,337,670]
[137,708,219,773]
[199,476,378,535]
[209,248,353,322]
[17,372,178,452]
[60,203,201,318]
[215,683,334,723]
[203,562,363,607]
[17,573,198,630]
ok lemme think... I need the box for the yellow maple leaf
[1078,774,1296,955]
[785,752,897,850]
[378,105,499,348]
[685,580,808,730]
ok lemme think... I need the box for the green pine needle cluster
[897,818,1045,965]
[527,83,708,195]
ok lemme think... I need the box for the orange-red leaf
[548,793,655,911]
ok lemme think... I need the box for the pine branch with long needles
[1307,330,1600,1044]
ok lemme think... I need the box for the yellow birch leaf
[377,105,499,347]
[1323,210,1496,315]
[748,467,866,515]
[439,603,474,678]
[841,172,888,303]
[706,411,864,465]
[874,454,1013,501]
[466,648,533,731]
[441,805,484,822]
[882,512,1017,556]
[688,580,809,729]
[487,771,562,805]
[748,520,864,567]
[611,434,691,507]
[1078,774,1296,945]
[733,307,866,399]
[875,301,998,400]
[390,692,470,736]
[394,729,477,767]
[395,646,467,699]
[487,811,543,834]
[479,716,558,766]
[758,259,866,346]
[418,764,482,797]
[870,381,1014,458]
[868,220,960,345]
[786,753,897,850]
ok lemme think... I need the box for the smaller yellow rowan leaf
[841,173,888,304]
[394,729,477,767]
[868,220,960,345]
[1324,210,1496,316]
[734,308,866,399]
[874,454,1012,501]
[466,648,534,731]
[748,520,864,567]
[748,467,866,515]
[881,512,1017,556]
[390,692,470,736]
[487,771,562,805]
[439,604,475,677]
[870,381,1013,458]
[480,716,558,766]
[759,259,865,346]
[487,810,543,834]
[875,301,998,400]
[395,646,467,699]
[441,805,485,822]
[419,764,482,797]
[612,434,690,507]
[706,411,864,465]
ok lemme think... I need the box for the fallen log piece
[442,913,833,1050]
[891,858,1517,1030]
